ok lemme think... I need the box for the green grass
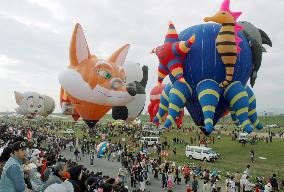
[160,130,284,179]
[46,114,284,180]
[103,128,284,180]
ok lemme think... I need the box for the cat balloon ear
[14,91,24,105]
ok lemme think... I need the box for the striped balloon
[245,86,263,129]
[196,79,221,134]
[153,83,172,124]
[224,81,253,133]
[164,81,192,128]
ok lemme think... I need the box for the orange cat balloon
[59,23,135,126]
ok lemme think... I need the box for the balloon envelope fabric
[168,23,253,127]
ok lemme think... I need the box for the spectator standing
[228,176,236,192]
[192,175,199,192]
[74,148,80,162]
[250,149,255,163]
[244,176,254,192]
[118,166,127,186]
[203,180,211,192]
[234,171,241,192]
[0,141,32,192]
[270,174,279,192]
[43,162,67,190]
[90,152,94,166]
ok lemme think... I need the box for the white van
[139,137,160,146]
[266,124,279,128]
[185,145,218,162]
[142,128,160,135]
[238,133,248,143]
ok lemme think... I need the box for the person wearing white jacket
[264,183,272,192]
[244,176,255,192]
[202,180,211,192]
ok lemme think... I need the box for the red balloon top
[150,84,166,101]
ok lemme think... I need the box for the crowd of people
[0,115,283,192]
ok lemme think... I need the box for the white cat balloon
[14,91,55,119]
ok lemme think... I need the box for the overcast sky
[0,0,283,113]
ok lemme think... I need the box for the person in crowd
[264,183,272,192]
[173,165,180,185]
[167,174,173,191]
[0,141,32,192]
[203,180,211,192]
[44,180,74,192]
[68,165,83,192]
[0,145,13,177]
[250,149,255,163]
[138,172,145,192]
[234,171,241,192]
[162,170,168,189]
[186,184,192,192]
[90,152,95,166]
[118,166,127,186]
[130,169,136,188]
[245,165,251,176]
[173,147,177,155]
[183,164,190,184]
[192,175,199,192]
[43,162,68,190]
[74,148,80,162]
[244,175,255,192]
[270,174,279,192]
[228,176,236,192]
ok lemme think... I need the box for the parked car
[139,137,160,146]
[185,145,218,162]
[62,129,75,134]
[266,124,279,128]
[238,132,248,143]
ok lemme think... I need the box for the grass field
[47,114,284,180]
[102,128,284,180]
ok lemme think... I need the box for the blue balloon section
[168,23,253,127]
[97,142,108,158]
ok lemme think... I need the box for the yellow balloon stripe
[241,119,251,128]
[169,103,180,113]
[236,107,248,116]
[167,115,175,125]
[157,113,162,121]
[158,71,167,78]
[179,41,190,53]
[248,95,256,104]
[198,89,220,100]
[202,105,216,112]
[224,81,238,96]
[170,88,186,103]
[184,82,192,94]
[159,103,168,112]
[248,109,256,116]
[230,91,248,106]
[205,118,213,125]
[168,29,177,34]
[171,67,183,77]
[162,91,169,102]
[253,119,260,127]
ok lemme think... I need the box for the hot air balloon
[14,91,55,119]
[58,23,136,128]
[153,0,271,135]
[96,141,109,158]
[149,84,185,127]
[112,61,148,121]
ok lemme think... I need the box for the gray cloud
[0,0,283,114]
